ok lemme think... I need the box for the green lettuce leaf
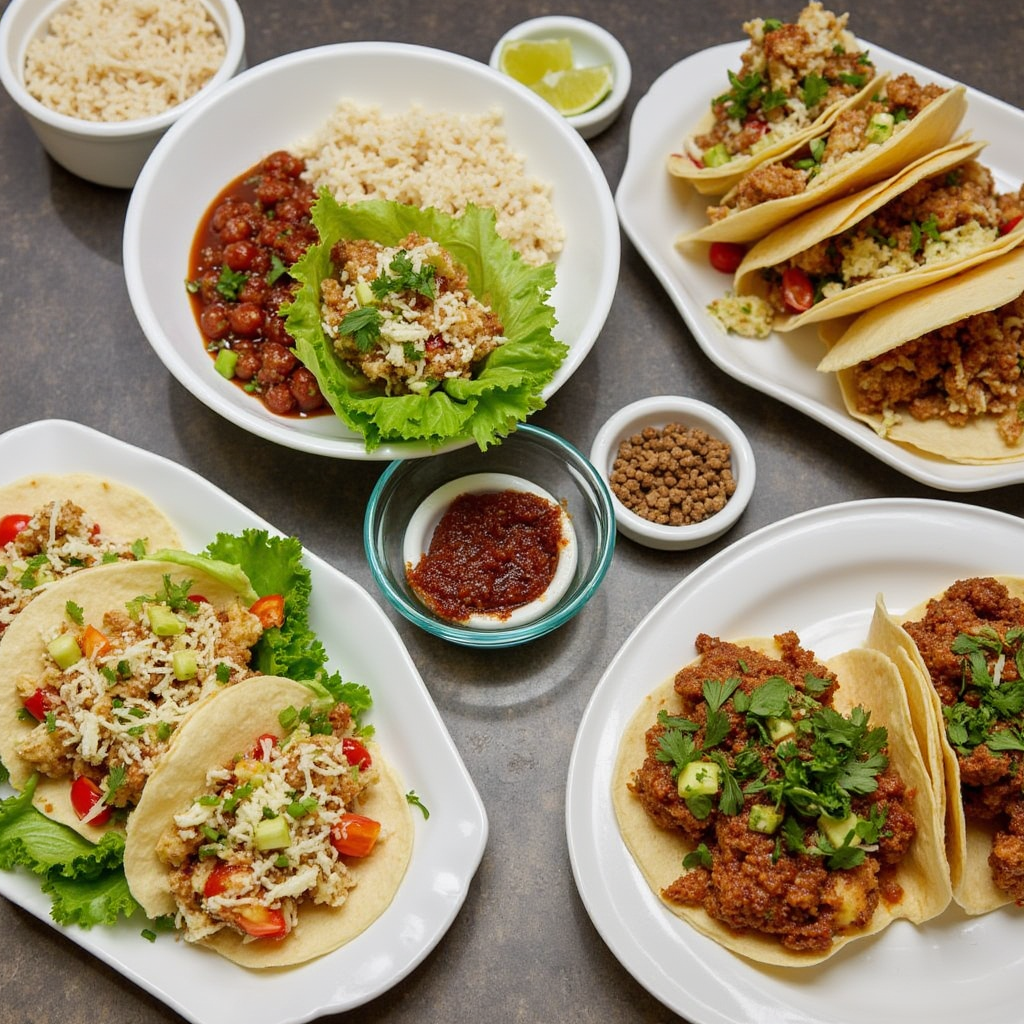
[285,196,564,451]
[0,775,137,928]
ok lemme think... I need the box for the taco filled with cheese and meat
[716,137,1024,335]
[680,74,967,245]
[0,472,181,641]
[667,4,882,197]
[123,674,413,968]
[816,248,1024,464]
[0,557,275,840]
[612,630,949,966]
[866,577,1024,915]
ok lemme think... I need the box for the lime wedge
[528,64,614,117]
[498,37,574,85]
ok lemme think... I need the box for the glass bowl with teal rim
[364,424,615,648]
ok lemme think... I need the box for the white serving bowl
[123,42,620,460]
[490,16,631,140]
[0,0,245,188]
[590,396,756,550]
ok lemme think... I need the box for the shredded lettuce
[285,196,564,451]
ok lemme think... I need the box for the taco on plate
[667,3,881,197]
[612,631,949,966]
[717,137,1024,335]
[681,74,967,244]
[866,577,1024,915]
[816,248,1024,464]
[123,674,413,968]
[0,472,181,640]
[0,558,271,840]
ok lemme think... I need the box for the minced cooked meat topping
[628,631,915,952]
[320,232,506,396]
[691,4,872,163]
[0,500,148,640]
[902,577,1024,899]
[849,292,1024,446]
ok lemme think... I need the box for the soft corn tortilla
[816,249,1024,464]
[123,675,414,968]
[866,579,1024,915]
[0,560,258,840]
[732,137,1024,331]
[679,82,967,245]
[612,638,949,967]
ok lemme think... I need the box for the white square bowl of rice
[0,0,245,188]
[122,42,620,459]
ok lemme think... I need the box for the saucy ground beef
[849,293,1024,447]
[188,150,326,418]
[902,577,1024,898]
[629,631,915,952]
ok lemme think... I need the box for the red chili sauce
[407,489,567,622]
[187,150,327,418]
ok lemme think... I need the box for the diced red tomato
[22,687,59,722]
[341,737,372,771]
[231,904,289,939]
[1000,214,1023,235]
[708,241,746,274]
[69,776,111,825]
[251,733,278,760]
[780,267,815,313]
[203,862,250,898]
[249,594,285,629]
[81,624,111,659]
[0,513,30,546]
[330,813,381,857]
[188,593,209,604]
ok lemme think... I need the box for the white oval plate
[0,418,488,1024]
[615,40,1024,491]
[567,496,1024,1024]
[124,42,619,460]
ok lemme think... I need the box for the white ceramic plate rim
[615,40,1024,491]
[124,41,619,461]
[0,419,488,1024]
[566,496,1024,1024]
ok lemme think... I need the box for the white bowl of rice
[0,0,245,188]
[123,42,620,459]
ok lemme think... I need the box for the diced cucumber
[702,142,730,167]
[47,633,82,670]
[748,805,783,835]
[354,281,377,306]
[677,760,721,798]
[818,812,862,848]
[147,605,185,636]
[866,111,895,144]
[768,716,796,742]
[171,649,198,681]
[254,816,291,851]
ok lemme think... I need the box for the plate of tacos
[616,24,1024,490]
[567,496,1024,1024]
[0,419,487,1024]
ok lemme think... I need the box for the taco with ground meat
[123,674,413,967]
[667,4,882,197]
[0,557,272,841]
[866,577,1024,915]
[721,137,1024,334]
[680,74,968,245]
[815,248,1024,464]
[612,631,949,966]
[0,472,182,641]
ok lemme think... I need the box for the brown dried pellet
[609,422,737,526]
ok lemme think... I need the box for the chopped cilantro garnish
[683,842,713,869]
[65,600,84,625]
[338,305,383,353]
[406,790,430,819]
[215,265,248,302]
[799,73,830,110]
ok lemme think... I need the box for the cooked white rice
[295,101,564,266]
[23,0,226,122]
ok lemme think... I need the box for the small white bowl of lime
[490,16,630,139]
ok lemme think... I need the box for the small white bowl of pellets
[590,396,756,551]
